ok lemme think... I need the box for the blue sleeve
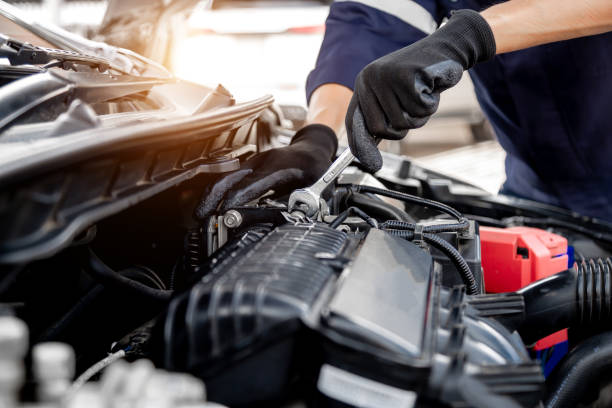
[306,1,442,103]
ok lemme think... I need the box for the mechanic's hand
[195,124,338,219]
[346,9,496,173]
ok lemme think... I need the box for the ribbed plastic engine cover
[158,223,348,380]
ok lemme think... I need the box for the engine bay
[3,1,612,406]
[3,126,612,407]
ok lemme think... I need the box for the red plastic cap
[480,226,568,293]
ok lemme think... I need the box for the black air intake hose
[574,258,612,324]
[518,258,612,343]
[544,331,612,408]
[473,258,612,344]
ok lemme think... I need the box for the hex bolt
[223,210,243,229]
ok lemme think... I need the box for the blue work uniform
[306,0,612,221]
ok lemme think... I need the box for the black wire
[380,218,470,234]
[84,248,173,301]
[345,185,476,292]
[384,229,416,240]
[351,185,464,221]
[347,192,415,223]
[462,214,507,228]
[120,265,166,290]
[385,229,479,295]
[330,207,378,229]
[423,233,479,295]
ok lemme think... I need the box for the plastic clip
[414,224,425,246]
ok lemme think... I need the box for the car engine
[156,221,540,407]
[4,129,612,408]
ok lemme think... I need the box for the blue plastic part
[567,246,575,268]
[537,341,569,377]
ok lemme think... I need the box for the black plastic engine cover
[154,222,543,407]
[156,223,349,404]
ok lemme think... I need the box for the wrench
[287,147,356,217]
[288,106,378,218]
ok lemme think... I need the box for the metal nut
[223,210,243,229]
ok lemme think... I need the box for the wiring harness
[338,185,479,295]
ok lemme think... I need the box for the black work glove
[346,9,496,173]
[195,124,338,219]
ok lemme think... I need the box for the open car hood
[0,0,171,77]
[0,2,275,263]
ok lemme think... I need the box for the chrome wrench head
[287,187,320,218]
[288,148,356,217]
[287,106,373,218]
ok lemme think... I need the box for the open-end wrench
[287,147,356,217]
[288,107,378,218]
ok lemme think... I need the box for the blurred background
[4,0,505,193]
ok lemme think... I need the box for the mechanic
[197,0,612,222]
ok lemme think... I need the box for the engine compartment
[3,138,612,408]
[156,222,542,407]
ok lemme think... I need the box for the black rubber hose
[85,248,173,302]
[545,331,612,408]
[516,269,578,344]
[515,258,612,344]
[351,185,464,221]
[347,192,414,223]
[385,229,479,295]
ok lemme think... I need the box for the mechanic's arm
[306,84,352,135]
[311,0,612,132]
[483,0,612,54]
[305,1,436,138]
[313,0,612,143]
[345,1,612,172]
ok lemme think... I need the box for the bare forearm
[306,84,353,136]
[482,0,612,54]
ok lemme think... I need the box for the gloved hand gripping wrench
[287,148,355,218]
[288,107,378,218]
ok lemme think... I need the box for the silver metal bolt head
[223,210,243,228]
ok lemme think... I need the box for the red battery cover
[480,226,569,350]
